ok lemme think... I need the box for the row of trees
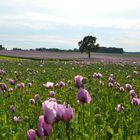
[13,46,124,55]
[12,48,79,52]
[96,47,124,53]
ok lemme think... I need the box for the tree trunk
[88,49,91,58]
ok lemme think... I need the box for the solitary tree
[78,35,99,58]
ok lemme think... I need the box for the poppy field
[0,58,140,140]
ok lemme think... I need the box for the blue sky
[0,0,140,52]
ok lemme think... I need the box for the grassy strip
[0,55,81,62]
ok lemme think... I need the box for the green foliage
[0,59,140,139]
[96,47,124,54]
[78,35,99,58]
[0,45,6,50]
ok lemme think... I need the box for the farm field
[0,53,140,140]
[0,50,140,65]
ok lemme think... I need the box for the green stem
[66,122,70,140]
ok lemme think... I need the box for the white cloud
[0,0,140,51]
[0,0,140,29]
[0,12,139,29]
[0,35,77,46]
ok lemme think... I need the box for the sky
[0,0,140,52]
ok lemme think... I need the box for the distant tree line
[5,47,28,51]
[92,47,124,54]
[0,45,6,50]
[30,48,79,52]
[13,47,124,53]
[1,44,124,54]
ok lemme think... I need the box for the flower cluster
[27,98,74,140]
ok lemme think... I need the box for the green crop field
[0,57,140,140]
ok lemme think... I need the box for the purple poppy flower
[115,104,124,112]
[49,91,55,97]
[1,83,7,91]
[77,88,91,104]
[108,77,114,83]
[34,94,40,101]
[93,72,102,78]
[27,129,36,140]
[0,69,5,75]
[29,99,35,105]
[10,105,15,112]
[131,98,140,105]
[17,83,25,89]
[120,87,125,93]
[20,83,25,88]
[125,84,132,91]
[62,104,74,122]
[129,90,137,99]
[108,82,113,88]
[114,82,120,88]
[74,75,83,88]
[9,79,15,85]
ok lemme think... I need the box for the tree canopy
[78,35,99,58]
[0,45,6,50]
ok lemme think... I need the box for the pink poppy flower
[43,82,54,89]
[13,116,21,123]
[115,104,124,112]
[55,81,65,88]
[42,99,57,124]
[108,82,113,88]
[37,115,52,139]
[8,88,14,93]
[28,82,32,88]
[93,72,102,78]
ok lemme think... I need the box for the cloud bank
[0,0,140,51]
